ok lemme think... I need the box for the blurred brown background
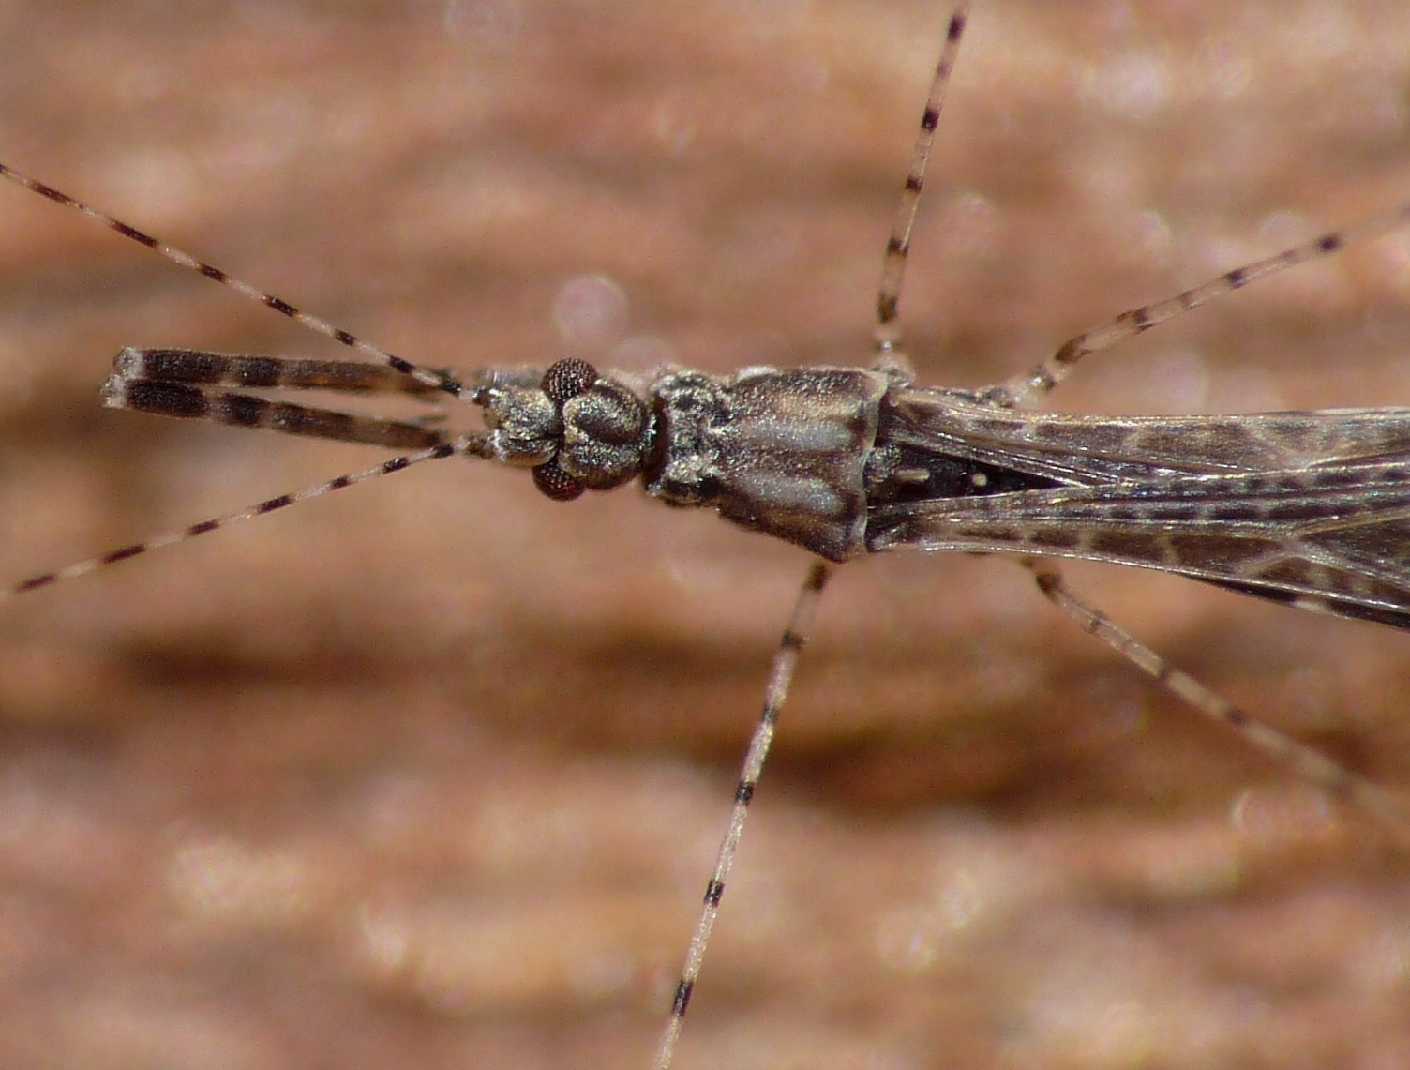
[1,2,1410,1067]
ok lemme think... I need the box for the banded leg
[873,3,970,366]
[1020,557,1410,838]
[0,162,466,399]
[103,351,452,451]
[111,348,444,396]
[653,562,832,1070]
[987,200,1410,410]
[101,377,449,451]
[3,434,492,601]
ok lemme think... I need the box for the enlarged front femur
[480,358,650,502]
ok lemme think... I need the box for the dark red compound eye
[531,457,585,501]
[541,358,598,406]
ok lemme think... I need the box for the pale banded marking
[1292,595,1340,617]
[728,417,859,453]
[730,471,847,516]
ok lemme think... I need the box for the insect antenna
[0,161,468,400]
[2,434,491,601]
[990,200,1410,409]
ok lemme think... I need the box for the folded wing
[869,390,1410,629]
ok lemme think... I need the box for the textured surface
[2,2,1410,1067]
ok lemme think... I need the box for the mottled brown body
[477,357,1410,632]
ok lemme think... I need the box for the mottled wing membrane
[884,389,1410,482]
[869,391,1410,629]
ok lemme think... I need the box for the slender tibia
[1021,557,1410,839]
[988,201,1410,409]
[4,435,491,601]
[873,3,970,361]
[653,562,832,1070]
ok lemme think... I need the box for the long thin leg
[653,13,966,1062]
[987,201,1410,410]
[653,562,832,1070]
[3,434,492,601]
[873,4,970,363]
[1019,557,1410,838]
[112,348,444,396]
[102,377,449,451]
[0,162,466,399]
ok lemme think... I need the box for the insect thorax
[644,366,889,562]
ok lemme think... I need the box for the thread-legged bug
[3,3,1410,1068]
